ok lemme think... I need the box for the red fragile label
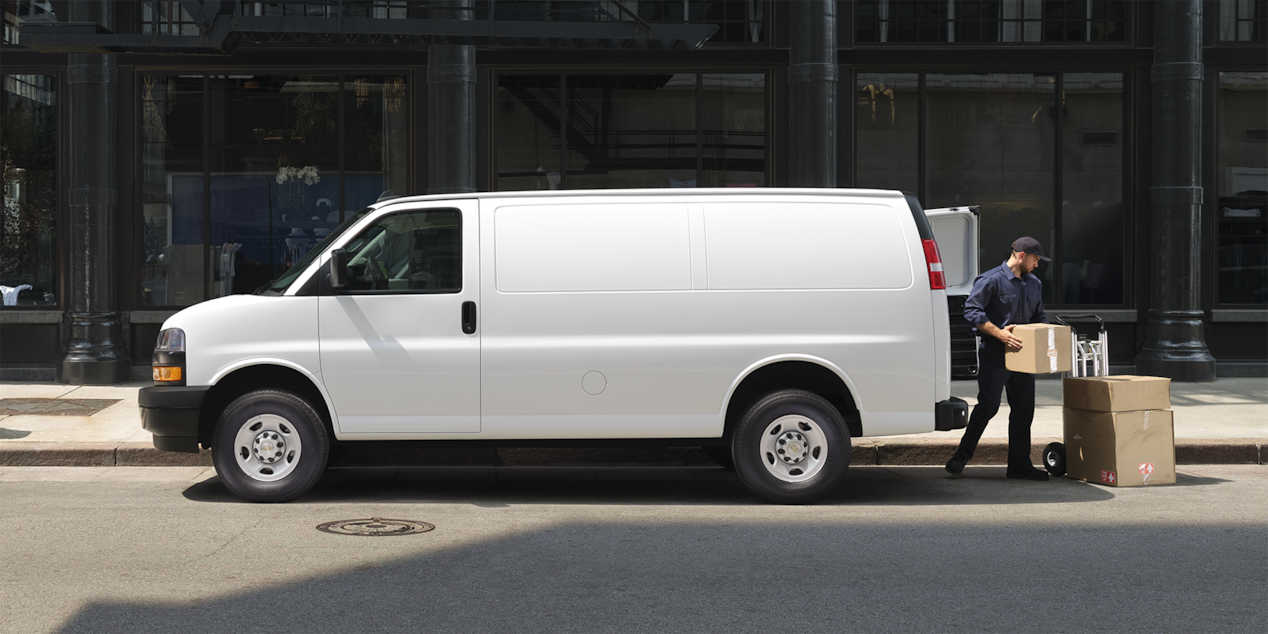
[1101,470,1116,484]
[1139,462,1154,475]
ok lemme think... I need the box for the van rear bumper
[935,397,968,431]
[139,385,209,453]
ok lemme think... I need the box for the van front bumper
[138,385,209,453]
[935,397,969,431]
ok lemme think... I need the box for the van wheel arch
[198,365,334,450]
[722,361,861,446]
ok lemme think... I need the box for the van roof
[375,187,908,210]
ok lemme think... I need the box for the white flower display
[276,165,321,185]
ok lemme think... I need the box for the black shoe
[1006,467,1050,481]
[945,456,967,476]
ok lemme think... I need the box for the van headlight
[153,328,186,384]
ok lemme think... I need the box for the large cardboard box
[1005,324,1072,374]
[1063,375,1171,412]
[1064,408,1176,487]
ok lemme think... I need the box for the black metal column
[788,0,837,188]
[1135,0,1216,382]
[57,0,131,384]
[426,0,477,194]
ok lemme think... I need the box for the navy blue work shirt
[963,261,1049,361]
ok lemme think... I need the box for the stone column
[1135,0,1216,381]
[57,0,131,384]
[788,0,836,188]
[427,0,477,194]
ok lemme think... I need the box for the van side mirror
[328,249,349,289]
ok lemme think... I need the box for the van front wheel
[733,389,850,504]
[212,389,329,503]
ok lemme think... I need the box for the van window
[495,204,691,292]
[340,209,462,292]
[704,202,913,290]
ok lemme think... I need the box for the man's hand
[979,321,1024,352]
[997,324,1023,352]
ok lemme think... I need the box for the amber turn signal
[153,366,182,382]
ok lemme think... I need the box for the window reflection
[139,73,408,307]
[496,73,767,191]
[927,73,1056,302]
[140,75,203,308]
[1,74,57,307]
[565,74,698,189]
[855,72,918,193]
[1061,72,1124,305]
[1217,72,1268,305]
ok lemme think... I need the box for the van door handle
[461,301,477,334]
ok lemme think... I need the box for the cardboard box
[1005,324,1072,374]
[1063,375,1171,412]
[1064,407,1175,487]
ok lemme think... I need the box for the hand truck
[1041,314,1109,477]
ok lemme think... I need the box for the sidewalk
[1,378,1265,468]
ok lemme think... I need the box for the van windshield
[260,208,372,294]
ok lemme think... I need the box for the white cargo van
[140,189,973,504]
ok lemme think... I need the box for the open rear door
[925,206,980,379]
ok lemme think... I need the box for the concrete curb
[0,439,1264,468]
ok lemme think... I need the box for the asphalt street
[2,464,1265,634]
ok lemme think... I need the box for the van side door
[318,201,480,435]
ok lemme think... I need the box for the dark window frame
[1210,66,1268,308]
[131,67,415,310]
[849,66,1135,310]
[851,0,1136,47]
[0,67,63,310]
[489,67,774,192]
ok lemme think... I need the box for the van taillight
[922,239,946,290]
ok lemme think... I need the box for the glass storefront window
[1061,72,1124,305]
[2,74,57,307]
[701,74,765,187]
[139,73,409,307]
[856,0,1126,43]
[1216,72,1268,305]
[3,1,57,45]
[497,72,766,191]
[927,73,1056,303]
[1219,0,1267,42]
[854,72,918,193]
[566,74,698,190]
[140,75,204,308]
[496,75,565,191]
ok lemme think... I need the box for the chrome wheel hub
[233,414,303,482]
[775,430,810,464]
[759,415,828,483]
[252,431,286,464]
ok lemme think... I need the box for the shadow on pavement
[181,465,1118,506]
[55,517,1266,633]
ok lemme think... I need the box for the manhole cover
[316,517,434,537]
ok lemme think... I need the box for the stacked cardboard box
[1006,324,1073,374]
[1062,375,1175,487]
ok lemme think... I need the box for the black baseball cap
[1011,237,1051,261]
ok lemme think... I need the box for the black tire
[212,389,329,503]
[701,445,736,471]
[732,389,850,504]
[1042,442,1067,477]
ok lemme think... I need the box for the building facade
[1,0,1265,383]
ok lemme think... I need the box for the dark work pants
[954,355,1037,470]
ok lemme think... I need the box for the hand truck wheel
[1042,442,1067,477]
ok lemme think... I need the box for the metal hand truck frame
[1041,314,1108,477]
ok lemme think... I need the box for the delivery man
[946,237,1053,481]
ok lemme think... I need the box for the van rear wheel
[733,389,850,504]
[212,389,328,503]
